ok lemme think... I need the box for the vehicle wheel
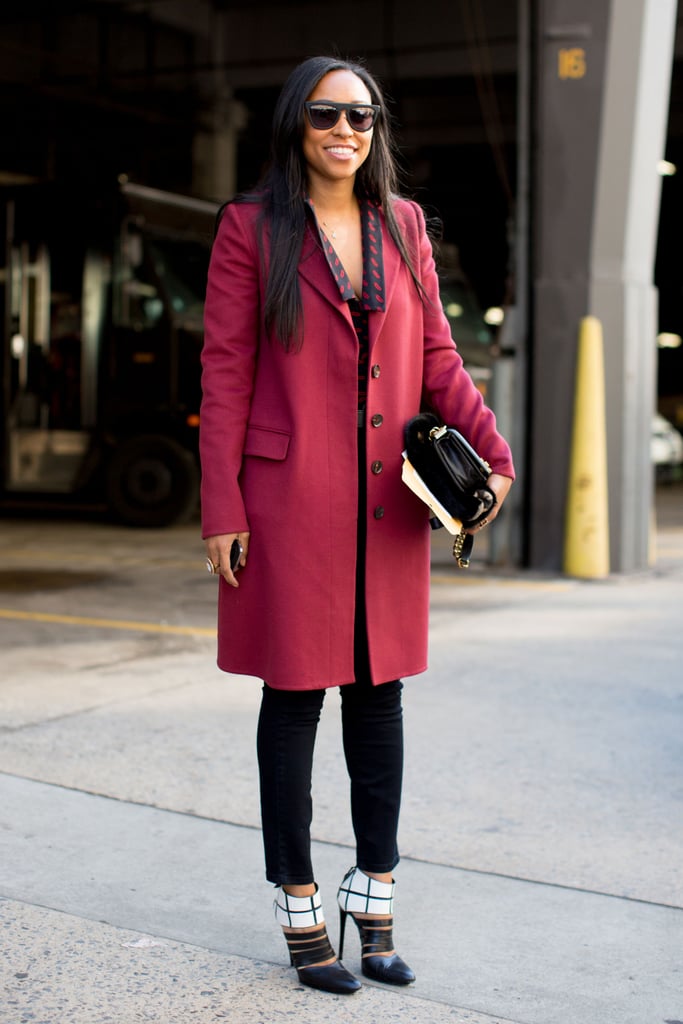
[106,434,199,527]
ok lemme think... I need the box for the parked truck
[0,180,217,526]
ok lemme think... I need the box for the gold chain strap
[452,527,471,569]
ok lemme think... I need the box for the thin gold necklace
[321,219,338,240]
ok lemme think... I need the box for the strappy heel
[337,866,415,986]
[274,885,361,995]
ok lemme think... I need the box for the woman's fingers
[205,533,250,588]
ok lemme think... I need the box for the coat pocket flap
[244,425,291,461]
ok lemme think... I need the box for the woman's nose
[334,113,354,135]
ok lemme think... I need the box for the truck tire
[106,434,199,527]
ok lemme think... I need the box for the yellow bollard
[563,316,610,578]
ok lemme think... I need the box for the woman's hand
[205,532,250,588]
[468,474,513,535]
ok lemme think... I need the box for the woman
[200,55,514,995]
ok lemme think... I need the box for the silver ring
[206,557,219,574]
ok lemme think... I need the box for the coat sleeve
[199,203,261,538]
[410,202,515,479]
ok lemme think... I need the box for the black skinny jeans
[256,419,404,886]
[256,674,404,886]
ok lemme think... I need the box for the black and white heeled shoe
[337,866,415,986]
[274,884,361,995]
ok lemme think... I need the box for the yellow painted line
[0,608,215,637]
[0,551,200,571]
[430,574,571,590]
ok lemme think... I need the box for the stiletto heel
[337,866,416,986]
[275,885,361,995]
[338,906,348,960]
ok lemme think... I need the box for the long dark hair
[236,56,422,351]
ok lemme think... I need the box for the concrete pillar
[528,0,610,571]
[528,0,676,572]
[588,0,677,572]
[191,9,246,202]
[192,92,246,202]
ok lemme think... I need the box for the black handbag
[403,412,497,567]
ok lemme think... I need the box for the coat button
[371,461,383,474]
[371,364,381,378]
[371,413,383,427]
[373,505,385,519]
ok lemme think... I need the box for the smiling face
[302,69,374,191]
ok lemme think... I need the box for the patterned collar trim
[305,196,385,312]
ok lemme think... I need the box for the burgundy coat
[200,198,514,690]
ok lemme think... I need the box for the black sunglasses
[304,101,380,133]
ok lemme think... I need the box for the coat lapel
[297,211,408,347]
[298,224,354,329]
[368,213,403,356]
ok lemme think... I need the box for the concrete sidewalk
[1,771,681,1024]
[1,486,682,1023]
